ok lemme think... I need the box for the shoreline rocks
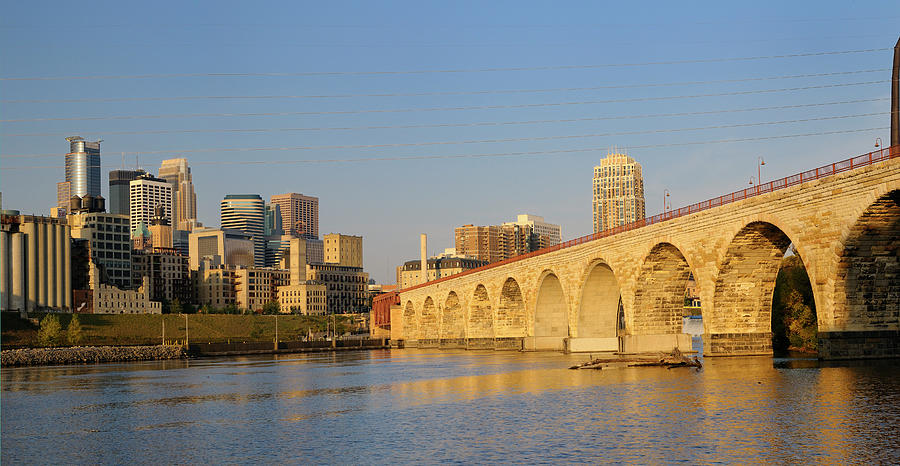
[1,345,186,367]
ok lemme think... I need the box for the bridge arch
[533,271,568,350]
[440,291,466,343]
[467,284,493,342]
[833,189,900,331]
[577,260,621,338]
[496,277,526,339]
[632,243,693,335]
[708,221,799,355]
[403,300,418,341]
[419,296,440,345]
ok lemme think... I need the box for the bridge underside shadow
[820,190,900,359]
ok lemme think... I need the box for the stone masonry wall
[397,158,900,356]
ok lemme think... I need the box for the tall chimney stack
[420,234,428,285]
[891,35,899,148]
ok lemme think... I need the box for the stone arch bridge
[376,149,900,359]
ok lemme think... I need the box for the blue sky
[1,1,898,283]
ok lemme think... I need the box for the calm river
[3,348,900,464]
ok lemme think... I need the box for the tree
[38,314,62,347]
[66,314,84,346]
[772,254,818,352]
[262,301,280,315]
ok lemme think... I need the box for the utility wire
[2,126,887,170]
[0,47,889,81]
[1,69,889,104]
[2,97,886,125]
[2,77,887,104]
[0,113,884,159]
[3,109,885,139]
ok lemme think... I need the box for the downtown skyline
[1,1,898,283]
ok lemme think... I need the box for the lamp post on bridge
[757,157,766,186]
[875,137,883,149]
[663,189,671,215]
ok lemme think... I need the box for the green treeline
[771,254,817,352]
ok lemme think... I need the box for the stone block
[703,332,772,356]
[565,337,620,353]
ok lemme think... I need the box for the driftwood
[568,348,701,371]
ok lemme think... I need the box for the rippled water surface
[3,349,900,464]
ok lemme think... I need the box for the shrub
[38,314,63,347]
[66,314,84,346]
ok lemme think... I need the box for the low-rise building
[233,267,289,312]
[74,262,161,314]
[278,282,327,315]
[324,233,363,267]
[306,263,369,314]
[194,262,236,309]
[397,256,486,289]
[188,227,254,270]
[131,247,191,306]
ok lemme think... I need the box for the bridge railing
[376,145,898,302]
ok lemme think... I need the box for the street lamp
[757,156,766,185]
[749,176,756,186]
[875,137,883,149]
[663,189,671,214]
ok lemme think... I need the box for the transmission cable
[0,47,889,81]
[1,69,888,104]
[2,97,885,124]
[2,108,886,139]
[0,112,884,159]
[2,126,887,170]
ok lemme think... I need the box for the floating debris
[569,348,701,370]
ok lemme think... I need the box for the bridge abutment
[703,332,773,356]
[621,334,693,354]
[818,331,900,360]
[563,337,619,353]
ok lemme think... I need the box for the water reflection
[3,349,900,464]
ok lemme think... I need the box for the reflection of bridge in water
[374,148,900,359]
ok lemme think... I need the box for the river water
[3,348,900,464]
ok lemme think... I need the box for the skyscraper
[129,173,173,236]
[108,169,146,215]
[269,193,319,239]
[60,136,101,210]
[220,194,266,267]
[592,151,646,233]
[158,158,199,231]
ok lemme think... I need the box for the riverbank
[1,312,366,349]
[1,345,186,367]
[1,339,392,366]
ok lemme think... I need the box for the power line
[3,108,886,139]
[2,76,887,105]
[0,47,890,81]
[1,126,887,170]
[1,113,884,160]
[3,97,886,125]
[2,69,889,104]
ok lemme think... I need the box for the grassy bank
[1,312,363,349]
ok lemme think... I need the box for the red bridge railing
[375,145,898,307]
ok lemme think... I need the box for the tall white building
[158,158,199,231]
[129,174,173,236]
[503,214,561,247]
[592,151,646,233]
